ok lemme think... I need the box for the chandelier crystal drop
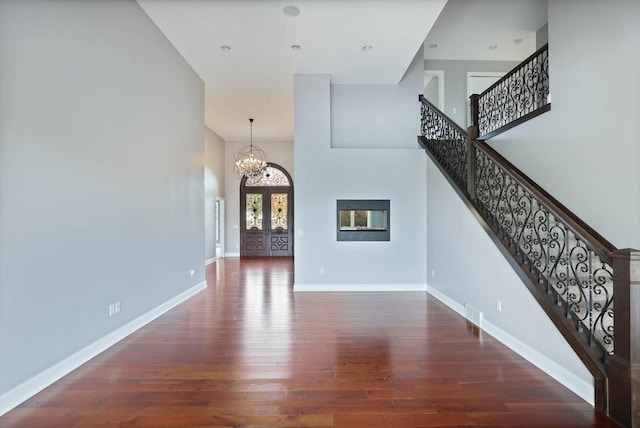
[233,118,267,179]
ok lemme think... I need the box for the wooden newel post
[469,93,480,130]
[609,248,640,427]
[467,93,480,200]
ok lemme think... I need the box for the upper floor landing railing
[471,44,550,140]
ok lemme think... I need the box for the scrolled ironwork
[418,89,614,357]
[419,97,468,188]
[476,44,550,138]
[473,147,614,355]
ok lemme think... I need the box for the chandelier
[233,118,267,179]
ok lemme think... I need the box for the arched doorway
[240,163,293,257]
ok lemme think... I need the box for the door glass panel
[246,193,263,230]
[271,193,288,230]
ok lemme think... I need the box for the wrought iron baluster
[564,230,571,314]
[543,210,550,287]
[475,44,550,138]
[588,251,594,346]
[419,96,614,356]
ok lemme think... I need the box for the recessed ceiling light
[514,38,523,45]
[290,44,301,52]
[283,5,300,17]
[220,45,232,52]
[428,43,438,49]
[488,44,498,50]
[362,45,373,52]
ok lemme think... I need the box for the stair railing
[419,97,468,188]
[470,43,550,140]
[418,94,639,424]
[471,138,614,355]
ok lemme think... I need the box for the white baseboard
[425,284,594,406]
[225,252,240,258]
[294,283,427,292]
[425,285,465,317]
[205,257,216,265]
[0,281,207,417]
[481,318,593,405]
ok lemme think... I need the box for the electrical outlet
[431,270,435,278]
[496,300,502,312]
[190,269,196,278]
[115,301,121,314]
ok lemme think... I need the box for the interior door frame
[239,163,294,257]
[424,70,445,111]
[214,197,225,259]
[466,71,505,126]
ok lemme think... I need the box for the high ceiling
[424,0,548,61]
[136,0,447,141]
[136,0,547,142]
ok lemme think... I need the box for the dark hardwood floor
[0,258,618,427]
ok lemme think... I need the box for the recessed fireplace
[336,199,390,241]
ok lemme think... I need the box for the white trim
[0,281,207,417]
[466,71,507,79]
[424,70,445,111]
[466,71,505,126]
[426,284,465,317]
[225,252,240,258]
[215,197,225,259]
[481,318,594,405]
[426,284,594,406]
[294,283,427,292]
[205,257,217,265]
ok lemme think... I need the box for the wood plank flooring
[0,258,619,427]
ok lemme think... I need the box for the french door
[240,164,293,257]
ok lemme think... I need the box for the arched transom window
[245,166,291,187]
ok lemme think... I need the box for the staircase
[418,43,638,427]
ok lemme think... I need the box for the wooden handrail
[420,95,616,264]
[478,43,549,99]
[419,47,633,420]
[419,95,468,138]
[418,99,614,411]
[471,44,550,140]
[472,139,616,265]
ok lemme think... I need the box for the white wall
[487,0,640,250]
[0,0,204,406]
[294,74,427,290]
[330,50,423,149]
[426,156,594,403]
[536,23,549,50]
[204,127,225,261]
[224,140,294,256]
